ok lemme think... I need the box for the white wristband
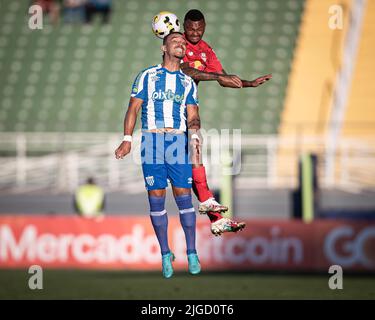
[123,135,132,142]
[191,133,200,141]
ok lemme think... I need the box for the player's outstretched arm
[241,73,272,88]
[221,69,272,88]
[181,63,271,88]
[181,63,243,88]
[181,63,222,81]
[115,97,142,159]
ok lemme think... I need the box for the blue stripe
[141,73,149,129]
[186,82,196,105]
[154,70,166,128]
[183,82,192,125]
[173,74,185,129]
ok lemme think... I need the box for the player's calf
[148,194,174,277]
[175,192,201,274]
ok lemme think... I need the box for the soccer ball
[152,11,180,39]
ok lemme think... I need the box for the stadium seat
[0,0,305,134]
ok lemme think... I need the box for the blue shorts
[141,132,192,190]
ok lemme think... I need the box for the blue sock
[149,196,170,256]
[175,194,197,255]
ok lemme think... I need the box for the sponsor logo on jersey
[188,177,193,184]
[201,52,207,62]
[151,89,184,103]
[193,60,204,70]
[150,75,160,82]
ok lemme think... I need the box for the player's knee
[175,194,194,212]
[148,195,166,218]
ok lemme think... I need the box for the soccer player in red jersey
[180,9,272,236]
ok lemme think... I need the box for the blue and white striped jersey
[130,64,199,132]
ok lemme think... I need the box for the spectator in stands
[31,0,61,25]
[62,0,86,24]
[74,177,105,219]
[85,0,112,24]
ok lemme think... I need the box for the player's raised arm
[239,73,273,88]
[115,97,142,159]
[219,69,272,88]
[181,62,243,88]
[181,63,272,88]
[181,62,222,81]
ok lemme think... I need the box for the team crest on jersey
[201,52,207,62]
[146,175,154,186]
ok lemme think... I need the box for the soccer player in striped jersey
[115,32,201,278]
[180,9,272,236]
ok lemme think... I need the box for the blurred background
[0,0,374,299]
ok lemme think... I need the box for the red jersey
[182,34,223,73]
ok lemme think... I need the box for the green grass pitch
[0,270,375,300]
[1,269,375,299]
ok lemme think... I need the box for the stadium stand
[279,0,352,137]
[342,0,375,137]
[276,0,351,182]
[0,0,305,134]
[278,0,375,187]
[338,0,375,188]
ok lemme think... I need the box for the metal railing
[0,132,374,193]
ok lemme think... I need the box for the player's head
[183,9,205,44]
[161,31,186,60]
[87,177,95,184]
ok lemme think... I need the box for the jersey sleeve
[130,70,148,100]
[186,80,199,106]
[205,47,223,73]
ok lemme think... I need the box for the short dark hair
[162,31,184,45]
[184,9,205,22]
[87,177,95,184]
